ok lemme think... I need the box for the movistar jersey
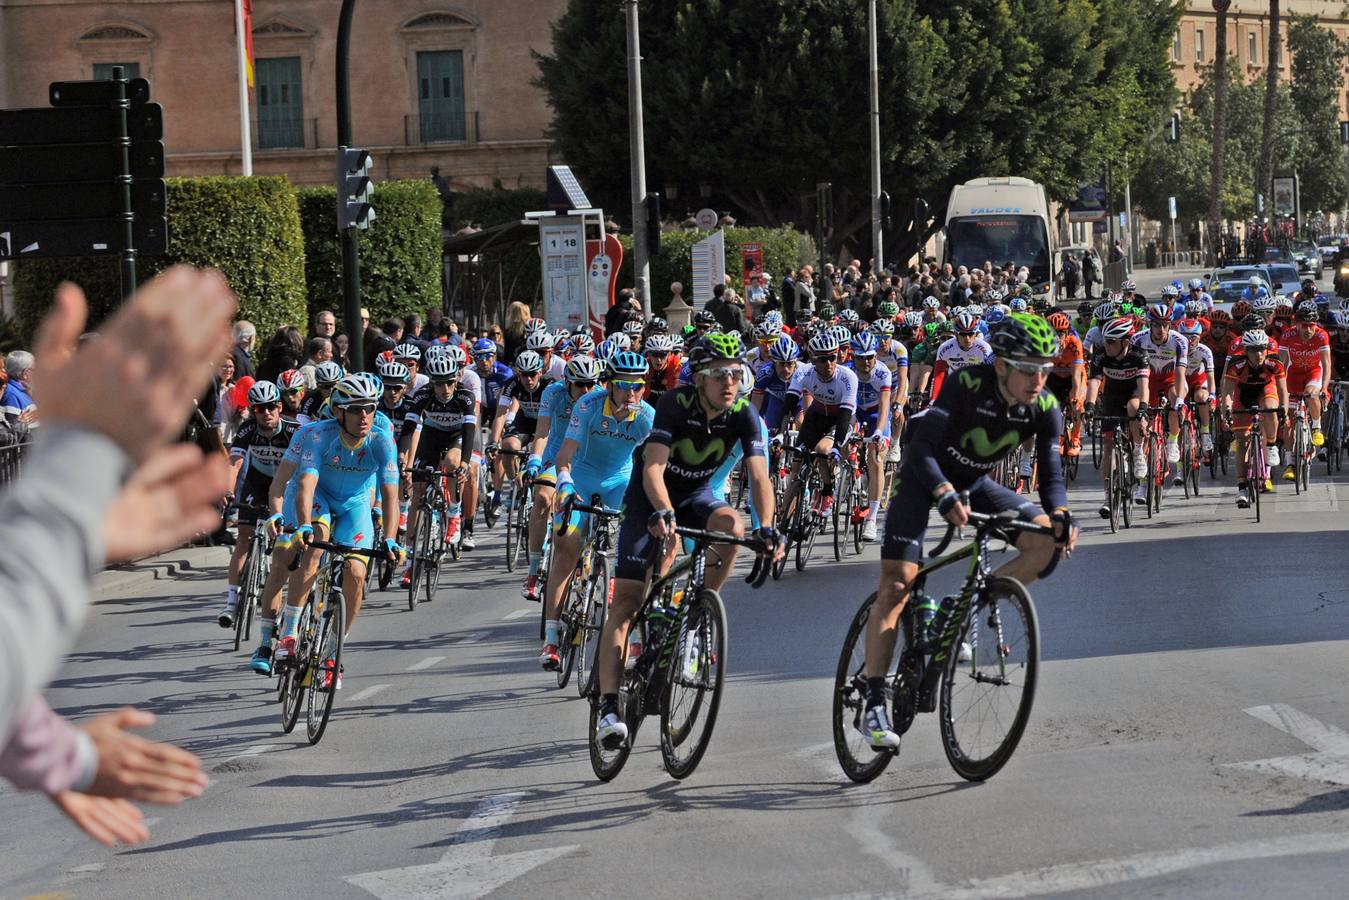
[903,364,1066,509]
[565,392,655,484]
[645,385,765,497]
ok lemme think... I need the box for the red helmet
[1231,300,1252,319]
[1046,311,1071,332]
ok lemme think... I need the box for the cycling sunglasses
[705,366,744,382]
[251,402,281,412]
[1005,359,1053,375]
[612,379,645,391]
[572,380,597,390]
[813,353,839,364]
[342,403,377,415]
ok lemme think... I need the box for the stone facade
[0,0,567,189]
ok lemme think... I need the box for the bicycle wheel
[1299,425,1312,492]
[660,589,728,779]
[832,468,850,562]
[1090,423,1101,470]
[481,470,499,530]
[426,510,444,604]
[772,479,801,580]
[578,556,608,698]
[407,509,430,612]
[831,594,898,783]
[851,468,868,555]
[1106,455,1120,534]
[795,503,818,572]
[279,602,313,734]
[1292,426,1305,496]
[556,565,582,691]
[939,576,1039,782]
[305,591,345,745]
[536,533,554,641]
[589,670,640,781]
[505,486,523,573]
[1178,422,1193,499]
[233,548,254,653]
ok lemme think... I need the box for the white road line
[407,656,446,671]
[218,744,275,764]
[1227,703,1349,785]
[503,609,532,620]
[347,792,578,900]
[348,683,390,702]
[452,631,488,645]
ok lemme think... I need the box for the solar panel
[547,165,591,212]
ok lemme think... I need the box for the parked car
[1290,240,1324,279]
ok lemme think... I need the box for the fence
[0,439,32,487]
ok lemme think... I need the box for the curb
[95,545,231,598]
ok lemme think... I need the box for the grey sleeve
[0,426,129,741]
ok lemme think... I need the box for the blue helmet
[596,339,621,362]
[850,332,878,358]
[770,335,800,362]
[609,350,649,377]
[1009,297,1029,312]
[471,338,497,357]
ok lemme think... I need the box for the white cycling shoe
[596,712,629,750]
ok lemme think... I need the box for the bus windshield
[946,215,1050,286]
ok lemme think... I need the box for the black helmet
[693,309,717,327]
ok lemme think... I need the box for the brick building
[0,0,566,189]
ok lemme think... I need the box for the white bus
[943,176,1055,296]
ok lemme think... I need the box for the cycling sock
[544,620,559,645]
[227,584,239,604]
[528,557,540,577]
[868,500,880,518]
[1167,433,1178,442]
[865,676,887,710]
[464,519,474,534]
[259,618,275,648]
[280,604,303,637]
[599,693,619,718]
[1313,418,1322,430]
[448,502,462,518]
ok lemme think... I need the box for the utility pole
[336,0,364,370]
[867,0,883,273]
[625,0,651,317]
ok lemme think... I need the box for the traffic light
[337,146,375,231]
[645,191,661,254]
[1166,112,1180,144]
[1340,121,1349,145]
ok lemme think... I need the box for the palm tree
[1208,0,1232,264]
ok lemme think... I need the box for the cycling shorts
[1097,395,1135,435]
[1147,376,1177,408]
[857,409,883,438]
[559,468,629,534]
[615,480,727,582]
[1286,369,1323,397]
[533,464,557,488]
[413,428,464,469]
[237,471,273,525]
[1046,375,1076,408]
[798,413,841,452]
[881,474,1040,564]
[1186,371,1210,394]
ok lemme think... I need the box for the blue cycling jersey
[295,419,400,498]
[564,391,655,484]
[753,362,792,432]
[540,380,600,464]
[476,361,514,419]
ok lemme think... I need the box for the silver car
[1291,240,1323,279]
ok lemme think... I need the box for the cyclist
[376,361,414,446]
[395,343,429,394]
[1278,302,1331,464]
[860,313,1077,749]
[1045,311,1086,457]
[539,351,655,670]
[848,332,893,543]
[752,335,801,434]
[749,321,781,368]
[1332,310,1349,382]
[486,349,549,515]
[1204,309,1234,381]
[642,334,681,400]
[1187,278,1213,311]
[1177,318,1216,461]
[872,318,910,465]
[1221,330,1288,505]
[929,311,990,401]
[299,361,343,423]
[1085,316,1150,511]
[277,369,306,426]
[1131,302,1189,470]
[218,381,298,628]
[780,330,859,517]
[398,355,477,587]
[521,355,604,601]
[284,374,403,689]
[595,334,781,749]
[466,339,514,549]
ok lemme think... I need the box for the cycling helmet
[314,360,344,386]
[1241,313,1266,332]
[1178,318,1202,337]
[923,322,942,339]
[1231,300,1252,319]
[1295,301,1319,322]
[1146,303,1172,324]
[622,319,644,337]
[688,332,744,370]
[1121,280,1137,293]
[423,342,448,360]
[595,339,621,363]
[1302,278,1318,292]
[851,332,879,357]
[248,380,281,406]
[871,317,896,336]
[644,316,669,335]
[524,317,549,336]
[1077,301,1094,318]
[565,354,604,383]
[877,300,900,319]
[331,372,382,407]
[1102,317,1135,341]
[609,350,649,377]
[609,332,632,351]
[1241,329,1271,349]
[669,334,685,353]
[984,306,1008,326]
[922,296,941,311]
[693,309,717,327]
[770,335,800,362]
[817,303,835,320]
[1046,311,1071,333]
[1160,284,1181,300]
[644,333,674,354]
[425,355,459,382]
[1094,300,1118,321]
[1009,297,1029,312]
[1184,300,1206,318]
[828,325,852,347]
[378,361,410,385]
[553,335,574,355]
[513,350,544,375]
[953,310,981,335]
[277,369,306,392]
[1332,310,1349,329]
[984,288,1005,303]
[571,333,596,355]
[1188,277,1205,291]
[471,338,497,357]
[988,312,1059,360]
[807,330,841,356]
[1207,308,1233,326]
[967,303,986,318]
[838,308,861,326]
[903,311,924,330]
[525,331,554,352]
[1274,293,1294,309]
[394,342,422,362]
[753,320,783,342]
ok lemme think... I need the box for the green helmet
[988,312,1059,361]
[817,303,835,320]
[877,300,899,319]
[688,331,743,370]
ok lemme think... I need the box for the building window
[256,56,305,149]
[1248,31,1257,65]
[1195,28,1205,63]
[417,50,466,142]
[93,62,141,80]
[1172,31,1182,61]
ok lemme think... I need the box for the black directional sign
[49,77,152,107]
[0,217,167,260]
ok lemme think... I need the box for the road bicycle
[832,500,1052,783]
[1141,405,1168,517]
[404,466,458,611]
[1059,404,1081,483]
[1094,415,1137,534]
[588,528,771,782]
[1325,381,1348,476]
[1232,406,1274,522]
[477,456,500,529]
[554,495,618,695]
[493,447,532,573]
[363,504,396,594]
[1287,392,1314,494]
[228,503,273,652]
[1174,401,1201,498]
[833,432,864,560]
[773,445,830,577]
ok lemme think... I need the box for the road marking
[349,683,390,702]
[68,863,104,874]
[407,656,445,671]
[1227,703,1349,785]
[218,744,275,764]
[452,631,487,645]
[503,609,532,620]
[346,792,578,900]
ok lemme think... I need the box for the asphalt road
[3,430,1349,900]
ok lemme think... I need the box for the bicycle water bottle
[681,627,702,680]
[911,592,940,650]
[926,596,958,649]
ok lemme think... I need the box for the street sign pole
[336,0,364,370]
[111,67,137,298]
[867,0,883,274]
[624,0,651,317]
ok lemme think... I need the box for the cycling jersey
[565,391,656,484]
[1049,333,1084,380]
[1088,346,1149,428]
[1131,331,1189,381]
[787,364,859,416]
[297,390,331,424]
[1225,332,1280,366]
[230,419,298,480]
[1082,324,1106,353]
[290,419,400,549]
[645,355,682,397]
[1278,325,1329,376]
[875,340,910,377]
[752,362,794,433]
[539,380,598,465]
[498,376,550,438]
[378,397,412,444]
[1224,356,1285,410]
[1183,342,1215,388]
[930,336,992,400]
[475,361,514,422]
[850,362,893,437]
[404,384,478,435]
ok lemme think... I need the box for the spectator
[794,265,816,321]
[426,306,444,332]
[714,288,752,339]
[948,273,970,308]
[1060,253,1080,300]
[2,351,37,428]
[256,326,304,383]
[1109,240,1125,265]
[298,336,334,389]
[1082,251,1099,300]
[403,313,431,354]
[380,316,404,344]
[332,333,351,369]
[605,288,640,336]
[781,269,798,326]
[229,321,256,379]
[503,301,531,363]
[312,309,337,341]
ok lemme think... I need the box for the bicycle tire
[851,468,868,555]
[233,547,253,653]
[1107,453,1120,534]
[1090,425,1101,470]
[578,556,608,699]
[589,671,639,781]
[556,565,582,691]
[795,505,817,571]
[426,510,444,604]
[1292,426,1304,496]
[408,510,430,612]
[1178,422,1193,499]
[536,534,554,642]
[660,589,728,780]
[832,467,850,562]
[505,486,523,573]
[279,602,312,734]
[305,591,345,745]
[772,479,800,580]
[938,576,1039,782]
[831,594,896,783]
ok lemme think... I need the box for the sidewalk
[94,544,230,598]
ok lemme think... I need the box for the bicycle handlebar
[668,526,774,590]
[927,491,1054,559]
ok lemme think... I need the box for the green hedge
[451,185,546,228]
[616,224,815,316]
[13,175,306,341]
[296,180,442,333]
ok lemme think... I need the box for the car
[1260,263,1300,294]
[1317,235,1346,264]
[1290,240,1324,279]
[1206,266,1270,305]
[1262,245,1294,264]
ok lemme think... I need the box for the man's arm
[641,443,675,519]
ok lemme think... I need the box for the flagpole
[234,0,253,176]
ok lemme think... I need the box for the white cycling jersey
[1130,330,1189,377]
[852,362,893,412]
[787,363,858,415]
[1183,340,1215,379]
[875,340,909,377]
[934,336,992,371]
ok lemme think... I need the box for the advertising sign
[1273,177,1296,217]
[584,232,624,341]
[539,218,587,329]
[741,242,763,291]
[691,230,725,305]
[1067,177,1107,223]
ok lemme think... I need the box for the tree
[1286,14,1348,214]
[1209,0,1231,258]
[1257,1,1281,213]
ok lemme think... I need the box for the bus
[943,177,1055,296]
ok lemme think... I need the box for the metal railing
[404,111,478,146]
[0,439,33,488]
[252,117,320,151]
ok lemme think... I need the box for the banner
[691,230,725,305]
[741,241,763,290]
